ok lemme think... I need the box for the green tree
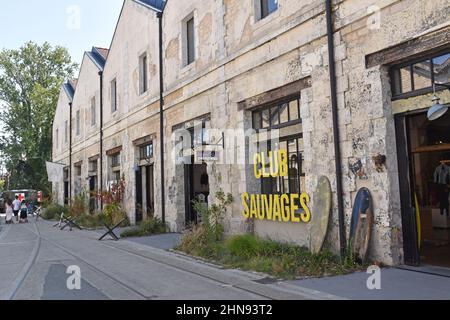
[0,42,77,193]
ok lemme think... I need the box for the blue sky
[0,0,124,66]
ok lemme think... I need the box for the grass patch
[75,214,108,229]
[42,204,68,220]
[177,228,365,279]
[120,217,167,238]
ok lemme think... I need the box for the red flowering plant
[96,175,129,227]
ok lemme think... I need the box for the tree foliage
[0,42,77,193]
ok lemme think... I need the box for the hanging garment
[434,164,450,185]
[434,164,450,216]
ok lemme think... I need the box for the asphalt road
[0,220,338,300]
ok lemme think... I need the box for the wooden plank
[366,25,450,68]
[237,77,312,111]
[412,144,450,154]
[88,155,99,162]
[106,146,123,156]
[133,134,156,146]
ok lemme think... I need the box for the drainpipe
[99,70,104,211]
[69,101,73,204]
[326,0,347,258]
[157,11,166,224]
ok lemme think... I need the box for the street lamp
[428,83,450,121]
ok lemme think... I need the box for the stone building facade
[53,0,450,266]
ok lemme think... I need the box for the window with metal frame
[186,17,195,65]
[391,52,450,100]
[260,0,278,20]
[111,78,117,112]
[75,164,82,177]
[252,97,301,130]
[76,110,80,136]
[140,54,148,94]
[260,138,305,196]
[110,153,121,168]
[89,160,98,172]
[91,97,96,126]
[55,128,59,149]
[64,120,68,143]
[252,96,305,196]
[139,143,154,160]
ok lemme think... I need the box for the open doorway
[399,111,450,268]
[184,126,210,227]
[135,165,155,223]
[184,161,209,226]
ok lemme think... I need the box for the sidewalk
[100,228,450,300]
[287,267,450,300]
[92,226,182,251]
[6,219,449,300]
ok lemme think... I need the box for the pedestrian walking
[12,195,21,222]
[19,202,28,223]
[5,200,14,224]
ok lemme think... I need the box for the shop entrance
[396,110,450,268]
[135,165,155,223]
[89,175,98,214]
[184,126,210,227]
[184,160,210,226]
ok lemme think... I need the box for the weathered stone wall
[52,89,72,205]
[52,0,450,265]
[159,0,450,265]
[70,53,101,201]
[101,0,161,224]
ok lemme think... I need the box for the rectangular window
[252,96,305,196]
[91,97,96,126]
[113,171,121,182]
[412,60,432,91]
[186,17,195,65]
[433,53,450,84]
[139,54,148,94]
[89,160,98,172]
[64,120,68,143]
[391,51,450,99]
[75,164,82,177]
[56,128,59,149]
[111,79,117,113]
[260,0,278,20]
[252,97,301,130]
[140,143,154,160]
[76,110,80,136]
[111,153,121,168]
[64,168,69,181]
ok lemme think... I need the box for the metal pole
[69,101,73,204]
[99,71,104,211]
[326,0,347,258]
[157,12,166,224]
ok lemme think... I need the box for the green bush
[192,190,233,242]
[178,232,364,279]
[225,234,261,259]
[69,192,89,217]
[103,203,128,226]
[42,204,68,220]
[120,217,167,238]
[178,224,220,258]
[75,214,107,229]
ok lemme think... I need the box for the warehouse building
[53,0,450,267]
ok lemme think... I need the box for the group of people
[4,195,33,224]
